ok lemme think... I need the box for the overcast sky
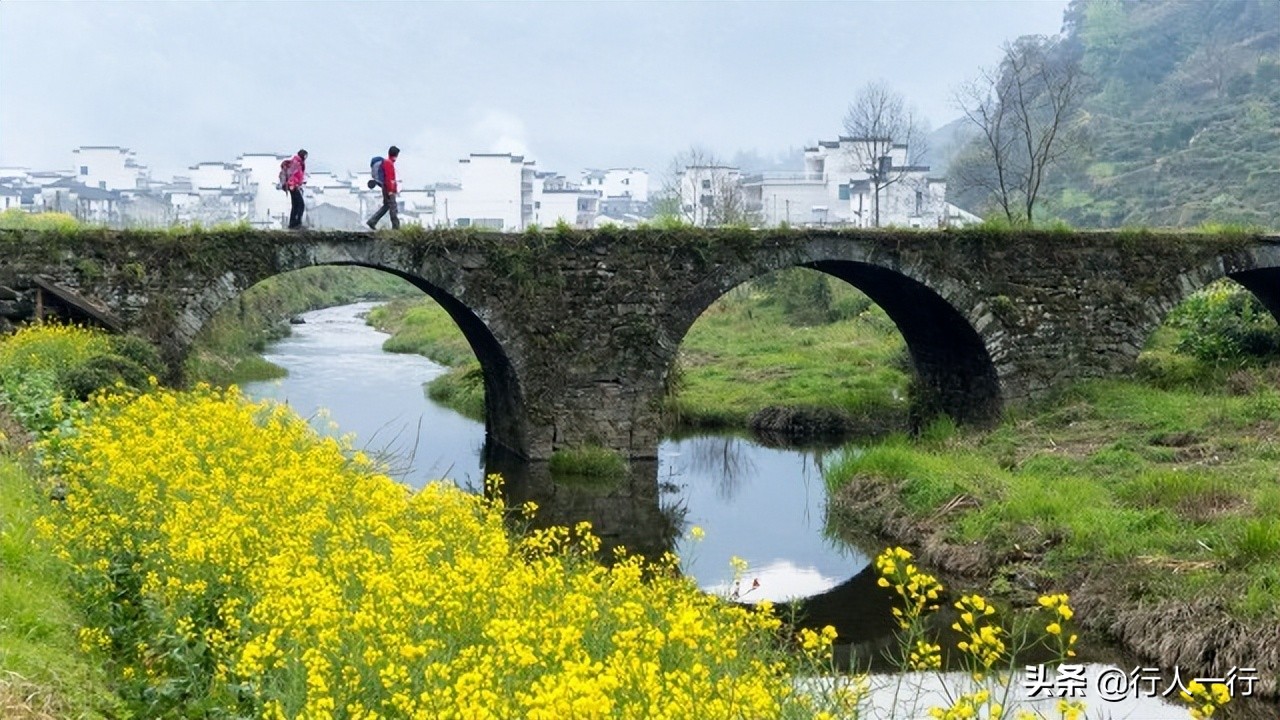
[0,1,1068,185]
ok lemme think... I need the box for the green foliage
[0,325,156,432]
[63,354,150,401]
[548,445,629,480]
[770,268,834,326]
[109,333,166,376]
[951,0,1280,230]
[1196,222,1265,240]
[1166,280,1280,364]
[0,209,80,231]
[0,368,62,432]
[0,458,125,717]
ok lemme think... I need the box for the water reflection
[662,435,864,601]
[487,452,682,563]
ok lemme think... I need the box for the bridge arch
[666,247,1003,427]
[1137,243,1280,355]
[175,252,529,458]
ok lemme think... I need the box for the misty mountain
[920,117,977,177]
[948,0,1280,228]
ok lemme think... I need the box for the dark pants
[288,188,305,229]
[367,191,399,229]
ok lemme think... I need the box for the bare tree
[657,146,752,227]
[842,81,929,227]
[954,35,1084,225]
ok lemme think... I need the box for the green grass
[426,364,485,421]
[0,456,122,718]
[369,299,475,366]
[670,279,909,429]
[548,445,629,482]
[824,364,1280,620]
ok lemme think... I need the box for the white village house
[739,136,979,228]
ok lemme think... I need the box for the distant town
[0,141,977,231]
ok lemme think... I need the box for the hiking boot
[366,220,377,230]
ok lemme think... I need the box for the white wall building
[742,136,972,228]
[1,186,25,211]
[582,168,649,203]
[236,153,291,228]
[71,146,149,191]
[434,153,536,230]
[526,172,598,228]
[188,161,241,192]
[677,165,744,226]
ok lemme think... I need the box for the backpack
[278,159,291,190]
[369,156,385,187]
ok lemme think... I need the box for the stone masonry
[1,227,1277,460]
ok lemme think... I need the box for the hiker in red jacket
[285,149,308,229]
[366,145,400,230]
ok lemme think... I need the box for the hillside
[948,0,1280,229]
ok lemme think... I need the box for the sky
[0,1,1069,186]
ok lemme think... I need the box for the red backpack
[278,159,291,190]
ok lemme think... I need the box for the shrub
[107,334,166,377]
[771,268,834,326]
[1167,280,1280,364]
[0,324,114,432]
[63,354,149,400]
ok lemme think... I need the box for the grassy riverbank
[823,345,1280,695]
[367,299,486,420]
[187,266,416,386]
[367,270,911,431]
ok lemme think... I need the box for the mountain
[947,0,1280,229]
[921,117,977,177]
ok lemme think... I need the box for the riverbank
[823,365,1280,699]
[187,266,416,386]
[367,271,911,433]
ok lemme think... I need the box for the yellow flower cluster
[951,594,1005,672]
[1036,593,1078,658]
[38,385,818,718]
[0,322,110,376]
[928,688,1001,720]
[1179,679,1232,719]
[874,546,943,629]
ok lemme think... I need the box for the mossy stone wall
[1,227,1277,460]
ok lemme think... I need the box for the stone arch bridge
[2,227,1277,460]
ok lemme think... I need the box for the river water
[242,302,1238,719]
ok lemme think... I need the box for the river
[242,302,1235,719]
